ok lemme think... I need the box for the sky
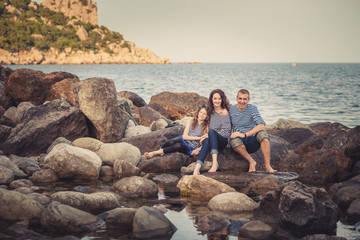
[37,0,360,63]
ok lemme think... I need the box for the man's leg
[233,145,256,172]
[258,132,277,173]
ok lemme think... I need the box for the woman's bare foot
[248,160,257,172]
[208,163,219,173]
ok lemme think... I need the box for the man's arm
[230,124,264,139]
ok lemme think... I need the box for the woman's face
[198,108,207,121]
[212,93,222,108]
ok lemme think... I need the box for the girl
[144,105,209,158]
[193,89,231,175]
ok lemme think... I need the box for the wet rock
[9,179,33,189]
[95,142,141,166]
[333,184,360,212]
[238,220,273,239]
[149,91,207,120]
[112,176,158,198]
[27,192,51,205]
[256,181,339,238]
[40,201,104,234]
[72,137,103,151]
[346,198,360,223]
[152,174,179,185]
[47,77,80,105]
[248,175,282,196]
[0,188,44,222]
[106,207,137,230]
[121,125,184,155]
[113,159,141,179]
[117,91,147,107]
[131,105,171,127]
[138,152,190,173]
[125,125,151,138]
[0,165,15,184]
[50,191,120,214]
[197,213,230,234]
[75,77,129,142]
[43,143,102,180]
[0,155,27,178]
[344,125,360,162]
[208,192,259,212]
[132,206,177,239]
[30,168,59,183]
[177,175,236,200]
[301,234,347,240]
[4,68,78,105]
[3,99,89,156]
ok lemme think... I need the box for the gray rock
[40,201,104,233]
[208,192,259,212]
[0,155,27,178]
[112,176,158,198]
[238,220,273,239]
[95,142,141,166]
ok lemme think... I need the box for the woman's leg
[208,130,228,173]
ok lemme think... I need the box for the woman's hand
[200,134,208,144]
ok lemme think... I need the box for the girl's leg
[162,137,181,148]
[208,130,228,173]
[163,142,187,155]
[144,148,164,159]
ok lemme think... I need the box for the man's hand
[230,132,246,139]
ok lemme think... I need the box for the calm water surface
[4,63,360,128]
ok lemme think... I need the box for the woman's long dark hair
[191,105,209,134]
[207,89,230,114]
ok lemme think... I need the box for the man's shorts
[230,131,270,154]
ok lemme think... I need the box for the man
[229,89,277,173]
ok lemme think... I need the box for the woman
[144,105,209,158]
[193,89,231,175]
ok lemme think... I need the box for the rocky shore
[0,65,359,239]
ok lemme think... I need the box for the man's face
[236,92,250,111]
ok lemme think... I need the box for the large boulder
[4,69,78,105]
[47,77,80,105]
[177,175,236,200]
[344,125,360,162]
[2,99,89,156]
[208,192,259,212]
[255,181,340,238]
[132,206,177,239]
[40,201,104,234]
[121,124,184,155]
[74,78,129,142]
[131,106,171,127]
[95,142,141,166]
[43,143,102,180]
[149,91,208,120]
[112,176,158,198]
[0,188,44,222]
[50,191,120,214]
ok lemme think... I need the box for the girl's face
[212,93,222,108]
[198,108,207,121]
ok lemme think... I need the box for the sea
[4,63,359,128]
[3,63,360,239]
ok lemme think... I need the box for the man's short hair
[237,89,250,98]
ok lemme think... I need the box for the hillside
[0,0,169,64]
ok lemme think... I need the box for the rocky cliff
[42,0,98,25]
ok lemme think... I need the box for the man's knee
[256,131,270,144]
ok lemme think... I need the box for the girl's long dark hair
[207,89,230,114]
[191,105,209,134]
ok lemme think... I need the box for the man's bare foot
[266,167,278,173]
[208,163,219,173]
[248,160,257,172]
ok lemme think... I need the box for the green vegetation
[0,0,130,53]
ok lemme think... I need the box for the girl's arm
[182,118,202,141]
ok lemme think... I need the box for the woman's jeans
[196,129,228,165]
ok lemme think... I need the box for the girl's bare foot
[248,160,257,172]
[144,152,156,159]
[193,171,200,176]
